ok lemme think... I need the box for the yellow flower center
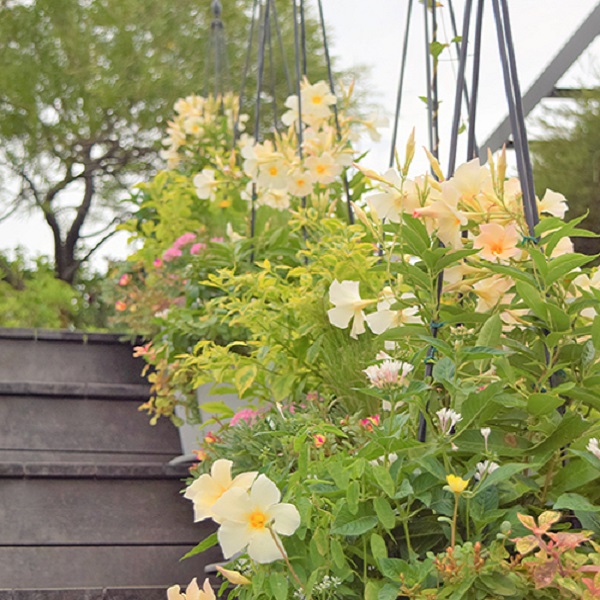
[249,510,268,529]
[269,166,278,176]
[311,95,323,104]
[316,165,326,174]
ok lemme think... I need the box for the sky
[1,0,599,270]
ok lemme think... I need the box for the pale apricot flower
[473,223,520,262]
[184,459,257,523]
[167,578,215,600]
[472,274,513,312]
[194,169,219,201]
[413,182,468,249]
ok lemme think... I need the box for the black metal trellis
[203,0,231,100]
[235,0,355,245]
[401,0,543,442]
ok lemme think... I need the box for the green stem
[268,527,308,597]
[451,493,459,549]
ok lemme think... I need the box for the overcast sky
[2,0,599,269]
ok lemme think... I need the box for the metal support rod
[467,0,484,160]
[389,0,413,168]
[316,0,354,224]
[234,0,259,144]
[423,0,435,158]
[447,0,473,178]
[250,0,271,242]
[491,0,537,236]
[431,0,440,158]
[270,0,293,95]
[447,0,472,117]
[499,0,539,233]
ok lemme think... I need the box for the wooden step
[0,395,180,457]
[0,330,145,386]
[0,544,220,589]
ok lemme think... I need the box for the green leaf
[330,537,347,569]
[546,253,595,285]
[475,463,532,494]
[234,364,258,397]
[379,583,402,600]
[527,392,564,416]
[373,465,396,497]
[373,497,396,530]
[432,356,455,383]
[347,480,360,515]
[371,532,388,561]
[180,532,218,560]
[476,314,502,348]
[332,503,378,536]
[478,573,517,596]
[592,316,600,350]
[198,401,235,418]
[554,493,600,512]
[515,281,547,321]
[269,572,288,600]
[271,372,296,402]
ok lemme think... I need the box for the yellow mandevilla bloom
[446,474,470,494]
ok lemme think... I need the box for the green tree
[0,0,329,283]
[532,90,600,255]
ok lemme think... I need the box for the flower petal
[184,475,224,522]
[210,459,233,487]
[246,528,284,563]
[167,585,183,600]
[365,309,395,334]
[250,474,281,507]
[269,503,301,536]
[327,306,353,329]
[211,487,250,524]
[217,520,252,559]
[231,470,258,491]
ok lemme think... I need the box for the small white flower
[588,438,600,460]
[474,460,500,481]
[480,427,491,453]
[436,408,462,435]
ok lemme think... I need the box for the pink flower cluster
[363,359,413,389]
[230,408,260,427]
[360,414,380,431]
[162,232,207,262]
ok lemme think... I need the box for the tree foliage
[0,0,329,283]
[532,92,600,255]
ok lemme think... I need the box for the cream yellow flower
[327,280,374,339]
[184,459,257,523]
[167,577,215,600]
[215,566,251,586]
[257,160,289,189]
[538,189,568,218]
[193,169,219,201]
[368,170,419,224]
[365,288,421,334]
[446,474,469,494]
[212,474,301,564]
[287,168,314,197]
[305,152,342,185]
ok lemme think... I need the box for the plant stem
[268,527,308,597]
[451,493,459,548]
